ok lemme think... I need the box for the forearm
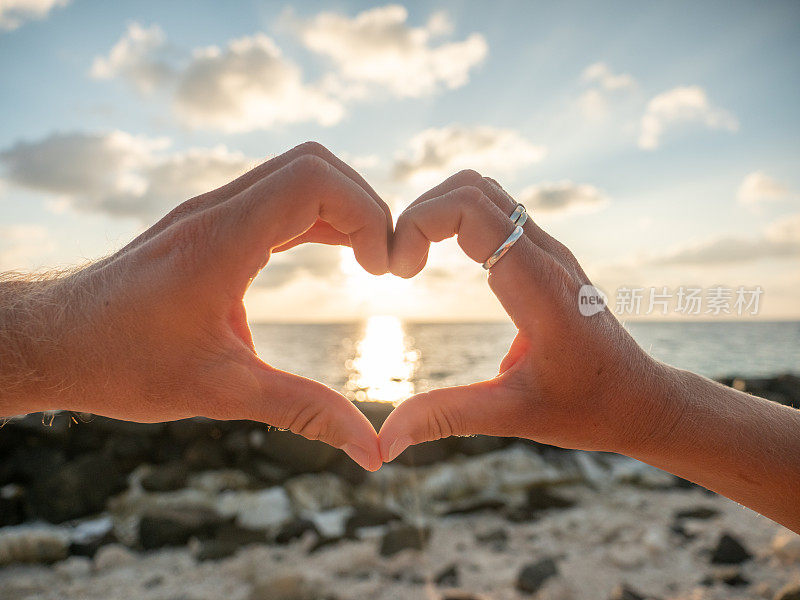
[625,365,800,532]
[0,271,88,416]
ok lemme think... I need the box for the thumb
[250,367,381,471]
[378,381,523,462]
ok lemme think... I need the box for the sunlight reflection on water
[345,315,420,405]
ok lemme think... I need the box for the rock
[307,507,352,539]
[525,486,576,511]
[274,518,319,545]
[93,543,137,571]
[54,555,92,579]
[379,524,431,557]
[251,460,291,486]
[516,557,559,594]
[440,593,492,600]
[194,524,267,561]
[217,487,292,529]
[0,523,69,565]
[139,505,228,549]
[250,573,322,600]
[710,532,752,564]
[251,429,338,474]
[609,584,646,600]
[435,563,460,587]
[69,516,116,557]
[0,483,26,526]
[771,531,800,563]
[396,439,455,466]
[674,506,720,520]
[308,534,345,554]
[445,496,506,516]
[29,454,124,523]
[702,567,749,587]
[284,473,349,512]
[345,504,401,536]
[140,462,188,492]
[475,528,509,551]
[775,584,800,600]
[189,469,253,494]
[454,435,508,456]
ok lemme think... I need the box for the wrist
[603,356,691,458]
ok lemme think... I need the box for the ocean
[252,319,800,404]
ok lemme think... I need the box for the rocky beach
[1,374,799,600]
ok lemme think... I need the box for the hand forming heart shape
[40,142,671,473]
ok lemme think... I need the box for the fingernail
[342,443,377,471]
[386,436,412,463]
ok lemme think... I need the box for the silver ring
[482,225,524,270]
[509,203,528,227]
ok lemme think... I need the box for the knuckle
[295,140,329,157]
[287,154,331,188]
[454,169,483,185]
[283,402,332,443]
[459,185,490,212]
[425,398,463,440]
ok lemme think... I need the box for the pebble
[93,543,137,571]
[379,524,431,557]
[249,573,322,600]
[608,584,646,600]
[217,487,292,529]
[771,531,800,563]
[709,532,752,564]
[774,584,800,600]
[516,557,559,594]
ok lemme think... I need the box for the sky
[0,0,798,322]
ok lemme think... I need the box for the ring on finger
[482,225,524,270]
[509,203,528,227]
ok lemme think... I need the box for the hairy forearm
[627,365,800,532]
[0,271,89,416]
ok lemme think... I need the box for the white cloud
[578,62,636,120]
[174,34,345,132]
[90,22,174,94]
[0,0,68,31]
[639,85,738,150]
[581,62,635,91]
[651,213,800,266]
[292,4,487,98]
[0,131,252,220]
[517,180,609,217]
[738,171,795,207]
[0,224,54,270]
[393,125,546,183]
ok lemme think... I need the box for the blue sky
[1,0,798,320]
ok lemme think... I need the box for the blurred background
[1,2,799,599]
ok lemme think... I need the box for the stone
[284,473,349,512]
[251,429,338,474]
[307,507,352,539]
[0,524,69,565]
[445,496,506,516]
[440,593,492,600]
[516,557,559,594]
[771,530,800,563]
[139,505,228,549]
[475,528,509,551]
[609,584,646,600]
[194,524,267,561]
[274,518,319,545]
[54,555,92,579]
[216,487,293,529]
[396,439,455,466]
[345,504,401,536]
[435,563,460,587]
[28,454,124,523]
[775,584,800,600]
[525,486,576,511]
[93,543,137,571]
[140,462,188,492]
[250,573,322,600]
[379,524,431,557]
[674,506,720,520]
[0,483,26,527]
[710,532,752,564]
[69,516,116,557]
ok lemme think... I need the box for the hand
[1,142,390,471]
[379,169,677,461]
